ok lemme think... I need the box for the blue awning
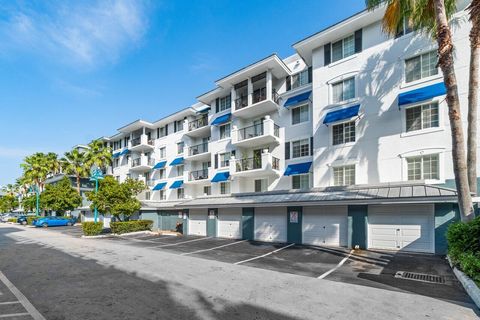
[211,171,230,182]
[153,161,167,170]
[284,162,312,176]
[211,113,231,126]
[323,104,360,125]
[283,91,312,108]
[170,180,184,189]
[170,157,184,166]
[398,82,446,106]
[152,182,167,191]
[112,152,120,159]
[120,149,130,156]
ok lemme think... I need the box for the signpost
[89,167,104,223]
[29,185,40,217]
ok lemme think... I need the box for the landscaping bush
[447,216,480,285]
[110,220,153,235]
[26,216,37,225]
[82,222,104,236]
[7,218,17,223]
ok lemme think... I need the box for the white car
[0,213,17,223]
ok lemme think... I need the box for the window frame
[332,121,356,145]
[291,104,309,125]
[291,69,310,90]
[332,165,356,186]
[405,102,440,133]
[406,154,440,181]
[331,34,355,63]
[159,146,166,159]
[220,181,230,195]
[177,141,184,155]
[218,95,231,112]
[219,152,231,168]
[291,138,310,158]
[331,77,355,104]
[404,50,439,83]
[292,174,310,190]
[177,188,185,199]
[219,123,231,140]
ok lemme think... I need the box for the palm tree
[20,152,51,192]
[46,152,61,177]
[86,140,112,172]
[61,149,89,194]
[366,0,473,221]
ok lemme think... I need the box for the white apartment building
[99,1,476,254]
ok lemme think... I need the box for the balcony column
[247,77,253,106]
[184,118,189,132]
[232,125,238,144]
[261,149,270,170]
[230,155,236,174]
[263,115,272,136]
[230,86,236,110]
[266,69,273,101]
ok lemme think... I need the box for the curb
[81,234,113,239]
[447,256,480,309]
[113,230,155,237]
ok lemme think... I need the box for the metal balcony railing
[132,158,141,167]
[238,123,264,141]
[131,137,141,147]
[147,139,154,146]
[189,169,209,181]
[189,117,208,131]
[235,157,262,172]
[188,142,208,156]
[252,87,267,104]
[235,96,248,110]
[272,157,280,170]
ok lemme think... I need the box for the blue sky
[0,0,365,185]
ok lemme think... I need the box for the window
[157,126,166,138]
[331,35,355,62]
[115,176,120,182]
[292,174,310,190]
[332,78,355,103]
[159,147,166,159]
[219,123,231,139]
[291,69,310,89]
[177,165,184,177]
[219,95,231,112]
[220,182,230,194]
[175,120,184,132]
[292,104,309,125]
[292,139,310,158]
[145,191,151,201]
[159,190,166,200]
[333,165,356,186]
[203,186,211,196]
[219,152,231,167]
[113,140,122,150]
[158,169,166,179]
[177,141,184,154]
[254,179,268,192]
[406,102,439,132]
[114,158,119,168]
[405,51,438,83]
[332,121,356,145]
[177,188,185,199]
[407,154,439,180]
[396,17,415,38]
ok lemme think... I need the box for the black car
[17,216,34,225]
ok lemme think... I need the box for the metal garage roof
[176,182,459,208]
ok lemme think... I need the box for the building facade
[99,1,475,254]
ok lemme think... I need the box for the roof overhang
[151,108,196,127]
[293,6,386,64]
[196,87,231,105]
[117,120,155,133]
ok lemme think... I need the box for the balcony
[230,152,280,178]
[129,134,154,152]
[130,157,155,172]
[184,142,210,161]
[186,116,210,137]
[146,180,155,187]
[232,116,281,148]
[185,168,210,184]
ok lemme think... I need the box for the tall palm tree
[86,139,112,172]
[46,152,61,177]
[20,152,51,192]
[61,149,89,194]
[366,0,473,221]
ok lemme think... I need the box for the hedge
[7,218,17,223]
[447,216,480,285]
[82,222,104,236]
[26,216,37,225]
[110,220,153,235]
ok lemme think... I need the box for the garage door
[188,209,207,236]
[303,206,348,247]
[217,208,242,239]
[254,207,287,243]
[368,204,434,253]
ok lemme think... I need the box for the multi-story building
[100,1,475,254]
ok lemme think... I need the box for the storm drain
[394,271,445,284]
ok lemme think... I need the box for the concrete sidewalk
[0,224,477,320]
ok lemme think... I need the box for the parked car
[33,216,77,228]
[1,213,18,223]
[17,215,36,225]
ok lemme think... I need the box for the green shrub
[110,220,153,235]
[7,218,17,223]
[82,222,104,236]
[26,216,37,225]
[447,216,480,285]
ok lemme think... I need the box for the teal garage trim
[434,203,460,254]
[242,208,254,240]
[141,211,159,230]
[207,208,217,237]
[347,205,367,250]
[182,209,189,235]
[159,210,184,233]
[287,206,302,244]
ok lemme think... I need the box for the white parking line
[181,240,248,256]
[0,301,21,305]
[154,237,212,248]
[317,249,354,279]
[234,243,295,265]
[0,313,30,318]
[0,271,46,320]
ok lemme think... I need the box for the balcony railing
[188,142,209,156]
[146,180,155,187]
[252,87,267,104]
[189,117,208,131]
[235,157,262,172]
[238,123,263,141]
[274,124,280,137]
[132,158,141,167]
[147,158,155,166]
[131,137,141,147]
[272,157,280,170]
[235,96,248,110]
[189,169,209,181]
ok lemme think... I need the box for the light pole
[89,167,104,223]
[29,185,40,217]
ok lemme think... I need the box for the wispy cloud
[0,146,32,159]
[0,1,151,69]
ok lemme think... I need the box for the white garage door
[368,204,434,253]
[217,208,242,239]
[303,206,348,247]
[254,207,287,243]
[188,209,207,236]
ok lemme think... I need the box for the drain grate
[394,271,445,284]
